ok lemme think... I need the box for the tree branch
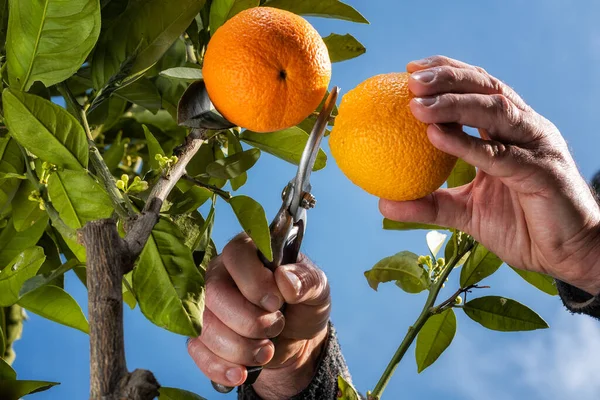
[368,238,476,400]
[79,128,207,399]
[181,174,231,201]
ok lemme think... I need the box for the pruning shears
[178,81,339,394]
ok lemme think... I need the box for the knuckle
[254,312,284,338]
[490,94,517,122]
[474,65,488,76]
[437,66,459,85]
[429,55,451,65]
[486,75,504,93]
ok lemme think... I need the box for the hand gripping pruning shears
[211,87,339,393]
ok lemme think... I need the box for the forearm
[238,323,355,400]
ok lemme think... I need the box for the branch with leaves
[0,0,368,399]
[355,161,557,400]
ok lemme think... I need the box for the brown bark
[80,220,160,400]
[79,129,207,399]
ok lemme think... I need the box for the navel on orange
[203,7,332,133]
[330,73,457,201]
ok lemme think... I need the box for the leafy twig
[58,83,136,220]
[368,238,476,400]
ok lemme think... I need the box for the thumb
[274,258,330,306]
[274,259,331,340]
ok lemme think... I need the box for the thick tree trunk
[80,220,159,400]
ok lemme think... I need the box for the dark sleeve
[556,280,600,319]
[238,323,359,400]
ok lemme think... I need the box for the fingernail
[260,293,282,312]
[412,70,435,84]
[254,345,272,364]
[226,367,243,384]
[414,97,438,107]
[265,312,285,338]
[284,271,302,296]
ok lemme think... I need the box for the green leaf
[92,0,207,89]
[172,212,208,251]
[0,137,24,219]
[159,67,203,82]
[143,125,165,170]
[444,232,470,267]
[383,219,447,232]
[0,247,45,307]
[206,148,260,180]
[447,158,476,189]
[364,251,429,293]
[426,231,447,258]
[3,89,88,170]
[416,309,456,373]
[12,180,45,232]
[123,272,137,310]
[0,172,25,180]
[0,355,16,380]
[19,285,89,334]
[227,131,247,191]
[240,127,326,171]
[463,296,549,332]
[0,217,48,267]
[150,37,188,75]
[168,186,212,215]
[133,217,205,336]
[196,200,216,253]
[6,0,101,91]
[19,259,79,298]
[210,0,259,34]
[159,387,207,400]
[185,142,227,188]
[47,170,114,230]
[115,78,162,114]
[265,0,368,23]
[323,33,366,63]
[229,195,272,261]
[460,243,503,288]
[510,267,558,296]
[0,380,59,400]
[336,376,360,400]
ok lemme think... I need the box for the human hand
[187,235,331,399]
[379,55,600,295]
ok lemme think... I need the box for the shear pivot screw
[300,193,316,209]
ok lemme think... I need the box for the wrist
[252,327,329,400]
[567,221,600,296]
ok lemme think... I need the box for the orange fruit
[203,7,331,133]
[329,73,457,201]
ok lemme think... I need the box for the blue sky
[12,1,600,399]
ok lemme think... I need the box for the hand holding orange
[330,72,457,201]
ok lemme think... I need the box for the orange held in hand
[330,72,457,201]
[203,7,332,133]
